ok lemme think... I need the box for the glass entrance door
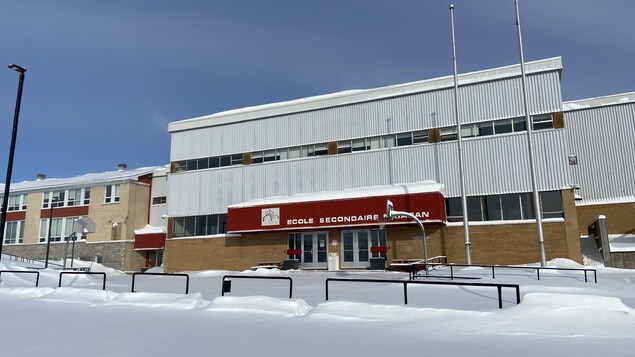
[301,232,328,269]
[341,230,371,268]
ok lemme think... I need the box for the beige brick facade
[3,172,155,272]
[575,202,635,236]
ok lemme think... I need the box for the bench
[250,261,283,270]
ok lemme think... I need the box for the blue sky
[0,0,633,183]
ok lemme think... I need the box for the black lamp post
[44,197,60,269]
[0,64,27,262]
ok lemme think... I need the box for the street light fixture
[0,64,27,261]
[386,200,430,277]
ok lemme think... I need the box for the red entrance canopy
[227,182,446,233]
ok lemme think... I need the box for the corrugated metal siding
[566,103,635,204]
[168,130,570,216]
[170,71,562,161]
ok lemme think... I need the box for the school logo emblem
[261,208,280,226]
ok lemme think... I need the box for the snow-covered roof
[228,181,444,208]
[608,234,635,253]
[134,225,167,235]
[563,92,635,112]
[169,57,563,132]
[0,166,162,194]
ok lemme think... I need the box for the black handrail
[325,277,520,309]
[0,270,40,287]
[426,264,597,283]
[221,275,293,299]
[58,271,106,290]
[131,272,190,294]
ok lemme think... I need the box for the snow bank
[208,296,312,317]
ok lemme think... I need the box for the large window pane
[485,195,502,220]
[513,118,526,132]
[541,191,563,218]
[520,193,535,219]
[396,133,413,146]
[494,119,513,134]
[206,215,219,235]
[195,216,207,236]
[501,194,521,220]
[467,197,483,221]
[478,122,494,136]
[184,217,195,236]
[446,197,462,221]
[338,140,352,154]
[413,130,428,144]
[197,158,209,170]
[532,114,554,130]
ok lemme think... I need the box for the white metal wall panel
[168,129,570,216]
[170,72,562,161]
[565,103,635,203]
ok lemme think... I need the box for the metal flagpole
[515,0,547,266]
[450,4,472,265]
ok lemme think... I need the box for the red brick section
[40,206,89,219]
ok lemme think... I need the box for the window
[84,189,91,205]
[412,130,428,144]
[338,140,352,154]
[501,194,522,220]
[314,144,328,156]
[382,135,395,148]
[478,122,494,136]
[461,124,478,138]
[251,152,263,164]
[540,191,563,218]
[467,197,484,221]
[352,139,367,152]
[219,155,231,167]
[446,197,463,222]
[263,150,277,162]
[43,189,89,208]
[39,217,78,243]
[532,114,554,130]
[440,126,457,142]
[105,184,120,203]
[231,154,243,165]
[513,118,526,132]
[485,195,502,220]
[152,196,167,205]
[6,194,27,211]
[4,221,24,244]
[67,189,82,206]
[396,133,413,147]
[448,191,558,222]
[197,158,209,170]
[172,214,228,238]
[494,119,513,134]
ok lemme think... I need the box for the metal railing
[0,269,40,287]
[424,264,597,283]
[221,275,293,298]
[58,271,107,290]
[325,277,520,309]
[131,272,190,294]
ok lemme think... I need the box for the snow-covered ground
[0,256,634,356]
